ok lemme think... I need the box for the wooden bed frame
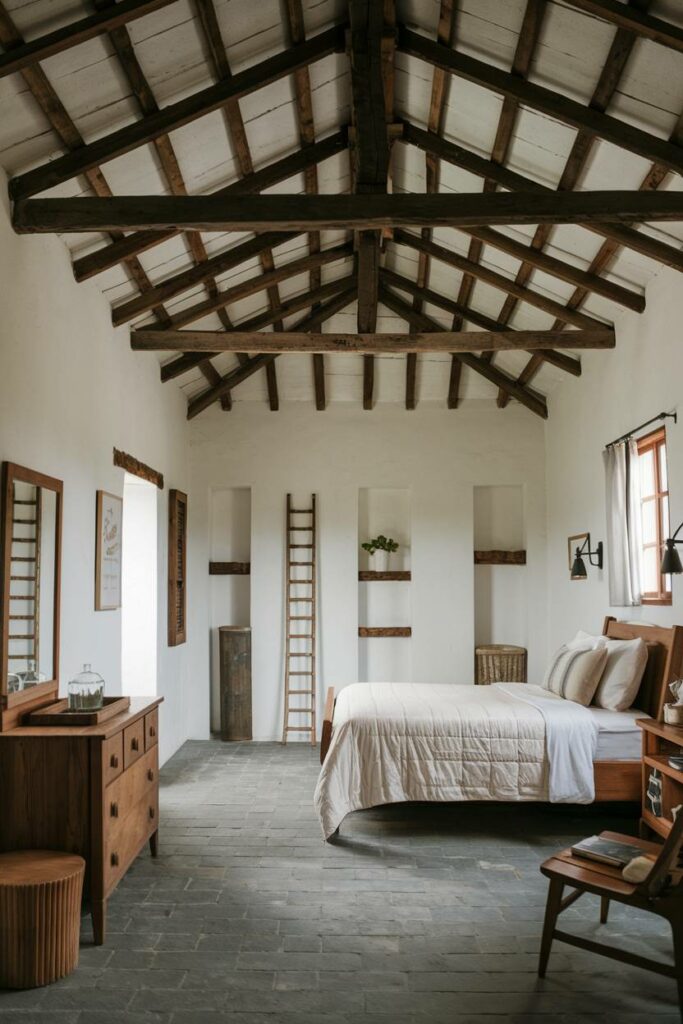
[320,617,683,804]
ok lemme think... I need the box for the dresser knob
[110,852,119,867]
[149,807,155,820]
[147,769,154,782]
[110,802,119,818]
[131,738,139,751]
[110,754,119,768]
[149,726,156,738]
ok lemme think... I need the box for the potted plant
[361,534,399,572]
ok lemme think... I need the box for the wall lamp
[661,522,683,575]
[570,534,603,580]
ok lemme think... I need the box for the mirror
[1,462,62,710]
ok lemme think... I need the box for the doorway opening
[121,472,158,696]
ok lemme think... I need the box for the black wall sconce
[570,533,603,580]
[661,521,683,575]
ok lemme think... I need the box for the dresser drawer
[145,708,158,751]
[103,732,124,785]
[105,786,158,893]
[106,745,158,823]
[123,718,145,769]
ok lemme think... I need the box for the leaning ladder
[282,493,317,744]
[8,484,41,673]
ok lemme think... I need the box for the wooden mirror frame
[0,462,63,723]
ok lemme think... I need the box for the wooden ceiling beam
[0,1,170,326]
[393,229,609,330]
[492,4,649,405]
[449,0,547,405]
[16,191,683,234]
[111,231,299,325]
[71,132,346,280]
[157,276,357,379]
[95,0,233,405]
[378,286,548,418]
[398,26,683,178]
[349,0,390,411]
[0,0,180,80]
[186,286,357,418]
[284,0,325,410]
[133,327,614,353]
[141,243,353,332]
[8,25,344,200]
[401,121,683,272]
[409,0,457,410]
[379,268,582,376]
[561,0,683,54]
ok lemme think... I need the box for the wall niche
[358,487,412,683]
[209,487,251,733]
[473,485,526,651]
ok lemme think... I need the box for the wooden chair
[538,815,683,1011]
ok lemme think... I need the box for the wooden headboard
[602,617,683,719]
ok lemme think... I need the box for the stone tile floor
[0,740,679,1023]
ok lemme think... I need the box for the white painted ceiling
[1,0,682,409]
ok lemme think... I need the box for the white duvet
[314,682,599,839]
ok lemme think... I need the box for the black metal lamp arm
[668,521,683,546]
[575,535,604,570]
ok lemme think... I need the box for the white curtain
[603,439,642,607]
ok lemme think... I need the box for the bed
[314,618,683,840]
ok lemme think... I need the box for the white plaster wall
[545,265,683,652]
[188,402,548,741]
[0,175,191,764]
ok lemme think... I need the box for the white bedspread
[313,682,599,839]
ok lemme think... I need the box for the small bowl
[663,703,683,726]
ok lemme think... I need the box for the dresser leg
[149,830,159,858]
[92,899,106,946]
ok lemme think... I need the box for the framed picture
[568,532,589,571]
[95,490,123,610]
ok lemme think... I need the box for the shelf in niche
[474,550,526,566]
[209,561,251,575]
[358,626,412,638]
[358,570,411,582]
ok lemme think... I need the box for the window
[121,473,158,695]
[637,428,671,605]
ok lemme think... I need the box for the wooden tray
[26,696,131,727]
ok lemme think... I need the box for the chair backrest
[638,811,683,898]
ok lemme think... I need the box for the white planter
[373,550,389,572]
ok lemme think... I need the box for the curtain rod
[605,410,677,449]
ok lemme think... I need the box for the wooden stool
[0,850,85,989]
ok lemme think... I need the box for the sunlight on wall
[121,473,158,696]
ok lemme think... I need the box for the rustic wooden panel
[358,627,412,637]
[168,489,187,646]
[219,627,252,741]
[113,448,163,488]
[358,570,411,581]
[474,550,527,565]
[209,562,251,575]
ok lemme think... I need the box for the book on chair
[570,835,639,868]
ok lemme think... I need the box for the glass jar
[68,664,105,711]
[20,661,47,687]
[7,672,22,694]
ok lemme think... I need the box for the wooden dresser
[0,697,161,944]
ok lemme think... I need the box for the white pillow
[568,630,648,711]
[542,643,608,706]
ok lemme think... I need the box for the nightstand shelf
[638,718,683,841]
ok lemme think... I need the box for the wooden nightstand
[637,718,683,839]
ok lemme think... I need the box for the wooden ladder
[282,493,317,744]
[8,484,41,673]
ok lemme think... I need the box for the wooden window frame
[168,489,187,646]
[637,428,671,606]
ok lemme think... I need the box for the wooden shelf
[644,754,683,782]
[358,570,411,582]
[637,718,683,745]
[474,550,526,565]
[358,627,412,638]
[209,561,250,575]
[642,807,673,837]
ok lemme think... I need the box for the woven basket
[475,644,527,685]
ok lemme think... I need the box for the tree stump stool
[0,850,85,989]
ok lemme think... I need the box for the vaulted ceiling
[1,0,683,416]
